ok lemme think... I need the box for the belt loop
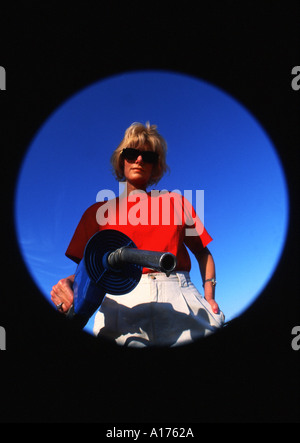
[176,272,188,287]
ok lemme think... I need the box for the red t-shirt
[65,191,212,273]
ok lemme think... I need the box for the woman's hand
[194,248,220,314]
[50,275,75,313]
[205,297,219,314]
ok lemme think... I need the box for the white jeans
[93,271,225,347]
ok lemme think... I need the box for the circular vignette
[14,69,289,338]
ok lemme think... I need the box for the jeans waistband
[141,271,191,287]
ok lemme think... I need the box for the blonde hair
[110,122,169,186]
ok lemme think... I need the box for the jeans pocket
[182,283,225,328]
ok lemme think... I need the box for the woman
[51,122,224,347]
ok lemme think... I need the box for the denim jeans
[93,271,225,347]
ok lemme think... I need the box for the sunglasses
[121,148,158,164]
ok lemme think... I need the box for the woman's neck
[123,181,148,197]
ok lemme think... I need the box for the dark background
[0,1,299,423]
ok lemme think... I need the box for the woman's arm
[194,247,219,314]
[50,274,75,313]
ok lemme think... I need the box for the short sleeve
[182,195,213,255]
[65,203,101,263]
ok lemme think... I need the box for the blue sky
[14,70,289,334]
